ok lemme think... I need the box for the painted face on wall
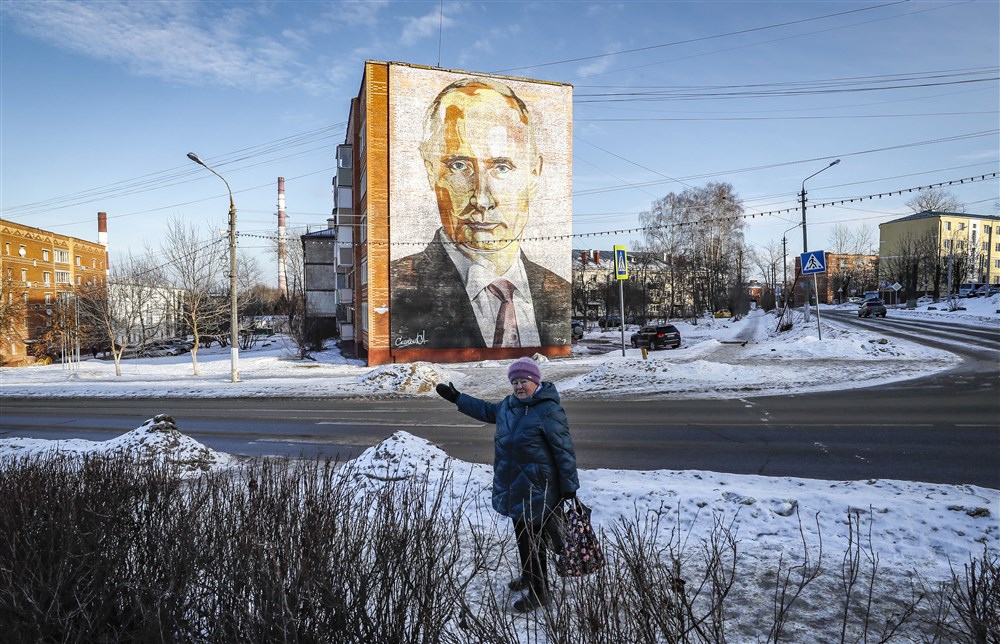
[422,85,542,254]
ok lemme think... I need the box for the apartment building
[1,219,108,364]
[879,210,1000,292]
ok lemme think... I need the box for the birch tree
[159,218,227,376]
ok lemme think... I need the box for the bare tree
[77,253,156,376]
[752,240,784,311]
[639,182,747,318]
[0,268,28,364]
[829,223,877,255]
[906,188,963,214]
[159,218,227,376]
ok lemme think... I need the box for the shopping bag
[555,497,606,577]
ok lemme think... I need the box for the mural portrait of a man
[390,70,572,350]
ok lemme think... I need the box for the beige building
[879,211,1000,295]
[1,219,108,365]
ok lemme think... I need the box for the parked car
[630,324,681,350]
[138,340,184,357]
[973,284,999,297]
[847,296,865,305]
[858,299,887,318]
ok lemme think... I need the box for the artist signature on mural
[395,331,427,347]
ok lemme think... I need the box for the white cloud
[576,48,619,78]
[4,1,303,91]
[400,8,454,46]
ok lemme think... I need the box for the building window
[55,271,71,284]
[92,258,97,268]
[3,242,8,255]
[995,243,1000,252]
[360,212,367,244]
[77,275,82,285]
[361,302,368,332]
[75,255,82,266]
[55,249,70,263]
[360,258,368,285]
[957,241,965,251]
[944,222,952,231]
[944,240,953,250]
[43,272,51,286]
[21,269,28,282]
[995,260,1000,269]
[42,249,50,261]
[958,222,966,231]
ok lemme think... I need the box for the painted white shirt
[438,229,541,347]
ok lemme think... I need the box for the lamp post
[800,159,840,252]
[187,152,239,383]
[799,159,840,321]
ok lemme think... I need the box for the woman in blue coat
[436,357,579,613]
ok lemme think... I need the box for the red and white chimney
[97,211,108,246]
[277,177,288,297]
[98,211,110,273]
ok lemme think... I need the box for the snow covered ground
[1,297,997,639]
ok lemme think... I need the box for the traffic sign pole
[814,273,822,340]
[614,245,629,356]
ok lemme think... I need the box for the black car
[858,299,887,318]
[630,324,681,350]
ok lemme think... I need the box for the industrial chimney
[98,211,110,273]
[277,177,288,297]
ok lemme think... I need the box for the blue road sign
[800,250,826,275]
[614,245,629,280]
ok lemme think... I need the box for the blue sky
[2,0,997,281]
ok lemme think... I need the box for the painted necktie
[487,278,520,347]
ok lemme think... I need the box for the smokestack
[98,212,110,273]
[580,250,588,265]
[277,177,287,297]
[594,250,601,264]
[97,212,108,246]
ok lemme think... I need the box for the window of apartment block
[75,255,81,266]
[77,275,82,285]
[55,249,69,263]
[995,242,1000,252]
[21,269,27,282]
[995,259,1000,269]
[92,258,97,268]
[359,211,367,244]
[945,222,952,231]
[43,249,50,261]
[360,258,368,285]
[958,222,966,230]
[361,302,368,332]
[957,241,965,250]
[944,239,953,250]
[55,271,70,284]
[3,242,8,254]
[44,293,52,305]
[984,225,991,234]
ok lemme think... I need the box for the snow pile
[359,361,451,394]
[0,414,233,474]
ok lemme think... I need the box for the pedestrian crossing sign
[614,245,629,280]
[800,250,826,275]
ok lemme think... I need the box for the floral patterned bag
[555,497,606,577]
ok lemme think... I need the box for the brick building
[1,218,108,365]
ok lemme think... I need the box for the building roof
[882,210,998,225]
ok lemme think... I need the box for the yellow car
[714,310,732,319]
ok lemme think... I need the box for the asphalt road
[2,310,998,488]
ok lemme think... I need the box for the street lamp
[800,159,840,253]
[799,159,840,323]
[187,152,239,383]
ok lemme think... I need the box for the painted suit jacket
[390,234,571,349]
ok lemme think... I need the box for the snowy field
[1,298,997,639]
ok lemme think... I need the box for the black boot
[507,575,529,592]
[513,587,550,613]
